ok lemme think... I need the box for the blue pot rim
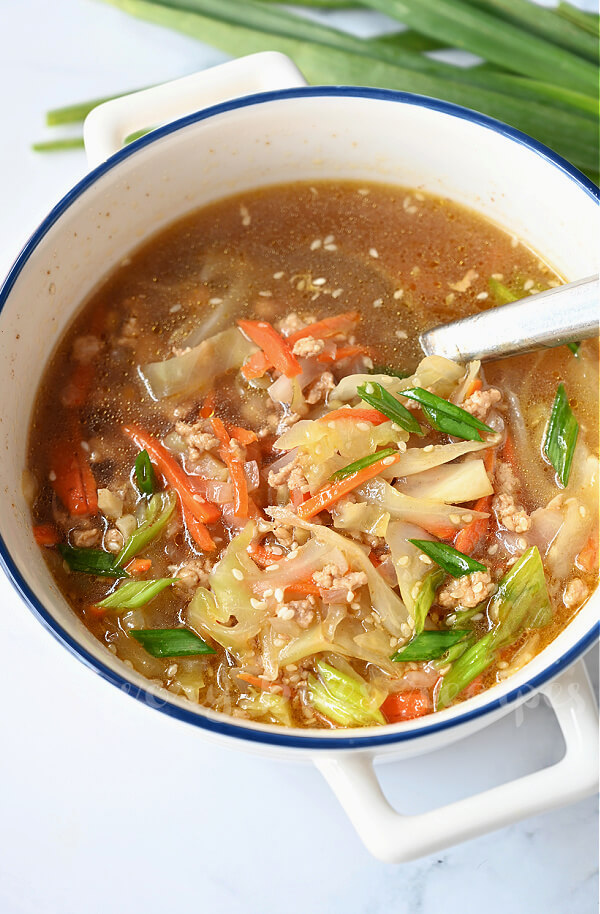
[0,84,598,751]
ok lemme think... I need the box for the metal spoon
[419,274,599,362]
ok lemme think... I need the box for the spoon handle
[419,274,599,362]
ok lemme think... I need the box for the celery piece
[239,689,293,727]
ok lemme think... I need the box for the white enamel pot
[0,53,598,864]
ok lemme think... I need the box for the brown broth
[27,181,599,727]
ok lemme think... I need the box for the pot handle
[315,659,598,863]
[83,52,307,168]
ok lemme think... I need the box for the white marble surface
[0,2,597,911]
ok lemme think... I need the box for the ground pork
[175,419,220,461]
[495,461,518,496]
[313,565,368,598]
[563,578,589,609]
[280,598,315,629]
[306,371,335,405]
[117,316,140,345]
[462,387,501,422]
[449,268,478,293]
[72,334,102,364]
[276,411,303,434]
[104,527,124,554]
[493,492,531,533]
[291,336,326,358]
[267,454,308,491]
[438,571,495,609]
[272,523,295,548]
[170,558,213,598]
[71,526,101,548]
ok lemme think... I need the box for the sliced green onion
[130,628,216,657]
[437,546,551,707]
[409,539,487,577]
[135,449,156,496]
[488,277,518,305]
[446,605,485,628]
[96,578,176,610]
[543,382,579,487]
[330,447,397,481]
[357,382,424,436]
[566,342,581,356]
[307,660,384,726]
[32,138,85,152]
[432,631,477,669]
[401,387,494,441]
[116,491,177,566]
[392,629,471,662]
[57,544,129,578]
[368,365,412,379]
[413,568,446,635]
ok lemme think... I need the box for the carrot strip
[284,577,321,596]
[210,416,249,518]
[297,452,401,520]
[465,378,483,399]
[122,425,219,527]
[421,521,460,540]
[453,495,492,555]
[577,534,599,573]
[125,558,152,575]
[199,390,216,419]
[381,690,431,723]
[286,311,360,345]
[248,542,283,568]
[237,672,279,692]
[319,408,389,425]
[181,504,217,552]
[238,320,301,378]
[33,524,61,547]
[241,349,272,380]
[49,440,97,516]
[228,425,258,445]
[501,433,518,470]
[327,344,370,362]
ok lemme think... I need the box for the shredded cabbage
[141,327,257,399]
[398,458,493,503]
[271,511,410,638]
[239,689,293,727]
[329,355,465,404]
[331,501,390,536]
[380,439,490,480]
[307,660,385,726]
[386,521,443,629]
[357,478,488,534]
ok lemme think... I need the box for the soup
[26,181,599,728]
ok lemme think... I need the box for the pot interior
[0,90,597,746]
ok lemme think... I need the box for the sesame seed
[449,514,461,525]
[497,660,509,669]
[462,514,473,523]
[313,277,327,286]
[80,440,90,452]
[373,298,383,309]
[357,422,370,431]
[472,612,484,621]
[273,271,284,279]
[169,303,182,313]
[517,537,528,550]
[232,568,244,581]
[351,602,361,610]
[358,188,370,195]
[324,234,335,244]
[491,272,504,280]
[579,506,587,517]
[395,329,408,340]
[445,614,457,625]
[277,607,295,621]
[382,455,396,466]
[266,563,280,572]
[365,383,374,394]
[411,583,422,599]
[331,288,343,299]
[393,289,404,300]
[310,239,322,251]
[274,587,284,602]
[424,444,434,453]
[240,205,251,226]
[511,236,519,248]
[209,297,223,305]
[369,247,379,258]
[397,441,407,452]
[192,494,204,503]
[167,663,178,677]
[346,590,355,602]
[324,244,337,251]
[419,554,433,564]
[391,423,401,432]
[523,278,534,291]
[398,555,410,566]
[488,543,499,555]
[400,622,412,638]
[258,290,272,297]
[476,291,489,300]
[473,582,484,593]
[328,421,337,429]
[250,597,265,609]
[263,588,273,598]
